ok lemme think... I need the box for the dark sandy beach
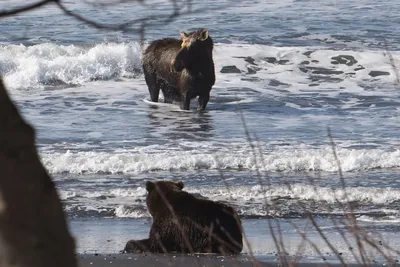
[78,253,261,267]
[77,253,396,267]
[70,217,400,267]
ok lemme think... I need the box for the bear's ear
[146,181,155,192]
[199,29,209,41]
[176,181,184,190]
[180,31,189,39]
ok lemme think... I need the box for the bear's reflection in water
[146,105,214,141]
[124,180,243,254]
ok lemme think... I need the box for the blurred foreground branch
[0,0,54,17]
[384,39,400,88]
[0,0,224,36]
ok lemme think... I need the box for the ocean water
[1,0,400,262]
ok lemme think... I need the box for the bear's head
[180,29,212,50]
[145,180,184,217]
[171,29,214,73]
[146,180,184,193]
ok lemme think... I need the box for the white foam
[357,215,400,223]
[60,183,400,218]
[0,42,141,90]
[114,205,149,218]
[59,187,147,200]
[40,146,400,174]
[187,184,400,206]
[59,190,77,200]
[1,42,399,95]
[213,43,400,96]
[142,97,190,112]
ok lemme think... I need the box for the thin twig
[290,221,334,267]
[0,0,56,17]
[291,219,309,265]
[308,214,348,266]
[55,1,235,34]
[236,104,288,266]
[83,0,145,8]
[331,217,363,265]
[327,127,371,265]
[216,169,259,267]
[384,39,400,88]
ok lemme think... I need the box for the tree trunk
[0,78,77,267]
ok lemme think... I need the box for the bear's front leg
[198,93,210,111]
[180,92,191,110]
[123,239,151,253]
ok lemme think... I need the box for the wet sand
[77,253,394,267]
[70,218,400,266]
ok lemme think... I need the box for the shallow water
[1,0,400,261]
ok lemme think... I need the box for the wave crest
[41,147,400,174]
[61,184,400,220]
[1,42,142,89]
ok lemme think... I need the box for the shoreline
[77,253,397,267]
[70,217,400,266]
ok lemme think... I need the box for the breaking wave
[0,42,142,90]
[42,147,400,174]
[61,184,400,221]
[1,42,399,93]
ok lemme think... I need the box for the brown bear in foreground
[124,181,243,254]
[142,29,216,110]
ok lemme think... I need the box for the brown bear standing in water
[124,181,243,254]
[142,29,215,110]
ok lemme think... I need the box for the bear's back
[143,38,181,59]
[160,190,240,227]
[167,192,243,253]
[144,181,243,254]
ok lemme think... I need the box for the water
[1,0,400,261]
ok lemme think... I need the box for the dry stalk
[291,219,309,265]
[362,234,394,266]
[327,127,371,265]
[384,39,400,88]
[275,219,290,265]
[331,217,363,264]
[308,214,347,266]
[305,173,359,263]
[216,169,259,267]
[327,127,400,266]
[289,221,334,267]
[303,172,363,265]
[236,103,290,267]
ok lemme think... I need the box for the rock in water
[220,65,241,73]
[0,78,77,267]
[369,71,390,77]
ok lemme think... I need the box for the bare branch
[384,39,400,88]
[308,215,348,266]
[0,0,55,18]
[83,0,145,8]
[54,1,139,32]
[52,1,228,35]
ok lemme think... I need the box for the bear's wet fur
[124,180,243,254]
[142,29,215,110]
